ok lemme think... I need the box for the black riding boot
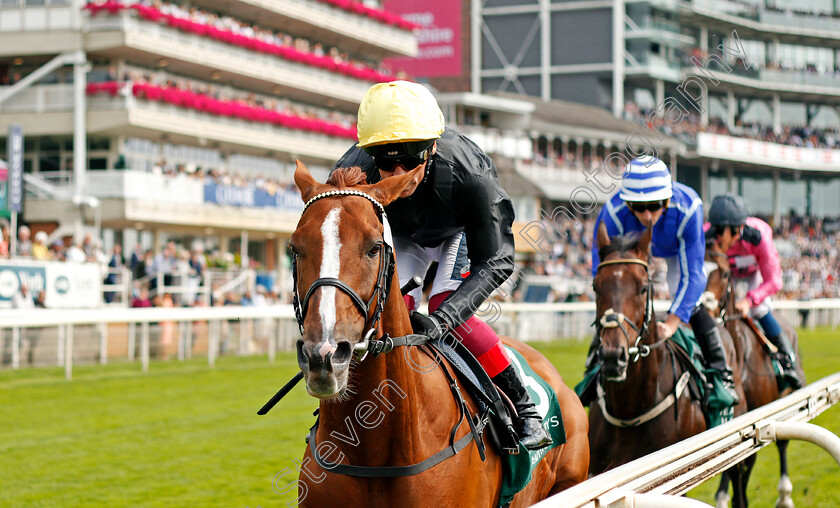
[689,307,740,405]
[768,331,803,389]
[492,365,553,451]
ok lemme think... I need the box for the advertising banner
[382,0,462,78]
[0,261,102,308]
[203,183,303,212]
[7,125,23,213]
[697,133,840,171]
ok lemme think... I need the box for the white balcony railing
[761,69,840,89]
[226,0,417,57]
[0,83,352,162]
[456,125,533,160]
[0,0,82,32]
[697,132,840,172]
[514,161,611,203]
[85,10,372,105]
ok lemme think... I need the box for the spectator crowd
[507,213,840,304]
[2,210,838,309]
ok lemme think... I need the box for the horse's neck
[316,280,429,463]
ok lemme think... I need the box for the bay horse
[704,241,805,508]
[588,224,747,484]
[289,160,588,507]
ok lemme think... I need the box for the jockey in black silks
[332,80,552,450]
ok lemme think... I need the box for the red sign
[383,0,461,78]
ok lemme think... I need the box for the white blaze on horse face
[318,207,342,352]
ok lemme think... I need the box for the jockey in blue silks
[585,155,739,405]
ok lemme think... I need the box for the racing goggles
[628,200,667,213]
[365,140,434,173]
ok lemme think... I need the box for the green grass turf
[0,329,837,507]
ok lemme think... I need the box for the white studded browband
[302,189,385,216]
[301,189,393,247]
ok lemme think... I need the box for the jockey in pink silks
[705,193,802,388]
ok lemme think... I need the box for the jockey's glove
[409,311,450,341]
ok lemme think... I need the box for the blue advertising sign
[204,182,303,211]
[0,264,46,303]
[7,125,23,213]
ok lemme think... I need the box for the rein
[706,250,733,323]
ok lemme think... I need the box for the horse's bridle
[291,189,395,359]
[706,250,733,322]
[594,258,656,362]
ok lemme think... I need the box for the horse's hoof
[715,490,730,508]
[776,474,794,508]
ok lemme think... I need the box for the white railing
[0,305,297,378]
[534,372,840,507]
[3,299,839,376]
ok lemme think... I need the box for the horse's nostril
[333,341,352,365]
[296,340,306,364]
[619,347,628,363]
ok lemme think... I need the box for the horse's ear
[597,222,611,249]
[294,160,320,202]
[368,165,424,206]
[637,222,653,255]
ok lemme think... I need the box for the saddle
[430,337,566,507]
[427,337,522,456]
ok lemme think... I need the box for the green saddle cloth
[574,328,737,428]
[669,328,736,427]
[498,346,566,507]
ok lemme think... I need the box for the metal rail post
[65,324,74,380]
[99,322,107,365]
[759,421,840,466]
[11,327,20,369]
[141,321,150,372]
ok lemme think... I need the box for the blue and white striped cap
[619,156,673,202]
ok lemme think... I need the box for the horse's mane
[327,166,368,188]
[598,232,644,260]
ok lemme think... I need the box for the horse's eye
[367,244,382,258]
[640,286,648,295]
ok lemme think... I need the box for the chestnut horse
[588,224,746,483]
[704,241,805,508]
[290,161,588,508]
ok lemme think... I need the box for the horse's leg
[740,453,757,508]
[715,470,731,508]
[727,462,747,508]
[776,440,794,508]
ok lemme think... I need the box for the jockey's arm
[657,313,685,339]
[746,220,783,307]
[668,198,707,325]
[433,173,515,330]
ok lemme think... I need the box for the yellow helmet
[356,81,445,149]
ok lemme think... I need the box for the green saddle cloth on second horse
[498,346,566,507]
[574,328,737,428]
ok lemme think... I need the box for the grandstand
[0,0,417,306]
[474,0,840,222]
